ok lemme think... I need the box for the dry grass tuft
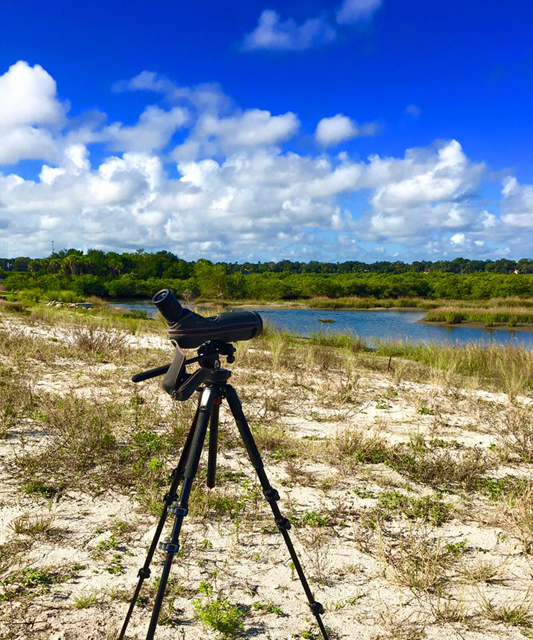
[505,483,533,554]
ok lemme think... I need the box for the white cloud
[0,61,529,261]
[172,109,299,161]
[336,0,383,24]
[197,109,299,148]
[105,105,188,152]
[356,140,487,244]
[500,177,533,227]
[242,10,336,51]
[0,61,67,164]
[315,114,378,146]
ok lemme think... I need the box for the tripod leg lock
[309,601,324,615]
[264,488,280,502]
[159,541,180,554]
[168,505,188,516]
[163,491,177,505]
[138,568,151,579]
[275,516,291,531]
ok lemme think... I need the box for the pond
[112,300,533,350]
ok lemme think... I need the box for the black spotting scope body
[152,289,263,349]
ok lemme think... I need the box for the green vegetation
[193,581,245,637]
[1,249,533,303]
[425,305,533,327]
[375,491,453,526]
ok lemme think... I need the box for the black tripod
[118,343,328,640]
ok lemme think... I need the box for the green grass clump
[309,330,367,352]
[193,581,245,637]
[73,591,100,609]
[376,491,453,526]
[1,567,58,600]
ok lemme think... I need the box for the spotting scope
[152,289,263,349]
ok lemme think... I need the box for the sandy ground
[0,311,532,640]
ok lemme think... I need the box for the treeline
[0,250,533,301]
[2,250,533,276]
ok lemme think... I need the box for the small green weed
[74,591,100,609]
[193,581,245,637]
[252,601,284,617]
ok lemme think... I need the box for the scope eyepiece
[152,289,185,323]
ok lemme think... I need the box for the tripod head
[132,289,262,400]
[132,339,236,401]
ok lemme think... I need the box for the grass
[374,339,533,393]
[16,391,188,508]
[375,490,453,526]
[478,592,532,627]
[0,372,34,438]
[381,527,467,593]
[495,405,533,462]
[193,581,245,637]
[331,427,493,491]
[425,305,533,327]
[505,483,533,554]
[1,302,533,639]
[9,513,55,537]
[1,567,58,600]
[73,591,100,609]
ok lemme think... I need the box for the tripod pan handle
[131,364,171,383]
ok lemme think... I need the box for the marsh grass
[0,299,26,314]
[425,306,533,326]
[375,340,533,393]
[21,302,162,338]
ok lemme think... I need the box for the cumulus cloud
[336,0,383,24]
[0,61,67,164]
[356,140,488,244]
[105,105,189,152]
[315,114,379,146]
[500,177,533,227]
[0,61,527,260]
[242,10,336,51]
[172,109,299,161]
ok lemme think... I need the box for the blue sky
[0,0,532,261]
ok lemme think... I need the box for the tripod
[119,343,329,640]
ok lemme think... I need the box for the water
[112,300,533,349]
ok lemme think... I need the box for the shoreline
[419,319,533,332]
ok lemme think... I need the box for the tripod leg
[225,385,329,640]
[146,385,215,640]
[207,398,220,488]
[118,403,200,640]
